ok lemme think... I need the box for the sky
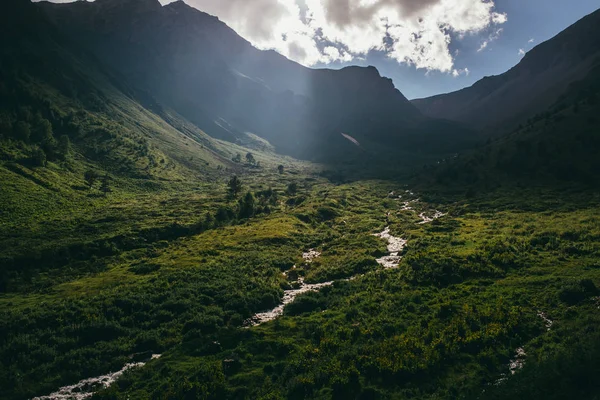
[42,0,600,99]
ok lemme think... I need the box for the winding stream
[245,249,335,326]
[245,277,335,326]
[33,354,161,400]
[37,189,446,397]
[248,190,446,324]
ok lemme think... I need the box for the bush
[31,147,46,167]
[559,279,598,305]
[285,293,326,316]
[316,206,338,221]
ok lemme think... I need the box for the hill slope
[412,8,600,132]
[39,0,476,160]
[0,0,250,288]
[419,63,600,191]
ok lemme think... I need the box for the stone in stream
[537,310,553,330]
[509,347,527,375]
[418,210,446,224]
[302,249,321,264]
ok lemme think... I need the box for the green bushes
[559,279,598,305]
[475,330,600,400]
[285,292,327,316]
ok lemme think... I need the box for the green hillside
[421,64,600,194]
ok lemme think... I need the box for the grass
[3,164,598,399]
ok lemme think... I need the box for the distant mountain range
[4,0,599,170]
[413,9,600,133]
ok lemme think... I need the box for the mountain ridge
[412,8,600,132]
[38,0,475,161]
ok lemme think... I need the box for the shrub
[559,279,598,305]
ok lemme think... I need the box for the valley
[1,0,600,399]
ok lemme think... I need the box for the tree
[203,212,215,229]
[0,113,13,138]
[32,148,47,167]
[238,192,256,219]
[215,206,234,223]
[100,174,111,196]
[84,170,98,189]
[31,115,53,143]
[14,121,30,142]
[277,165,284,174]
[245,152,255,165]
[232,153,242,163]
[227,175,242,198]
[286,182,298,195]
[57,135,71,160]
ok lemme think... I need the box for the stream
[32,354,161,400]
[373,227,407,268]
[247,191,447,324]
[36,190,445,398]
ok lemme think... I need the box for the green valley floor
[1,162,600,400]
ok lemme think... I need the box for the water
[373,227,407,268]
[245,278,335,326]
[33,354,161,400]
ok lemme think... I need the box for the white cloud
[322,46,354,63]
[178,0,507,73]
[452,67,470,77]
[477,27,503,52]
[491,12,508,24]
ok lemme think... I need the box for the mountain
[419,62,600,191]
[38,0,475,160]
[0,0,251,261]
[412,8,600,132]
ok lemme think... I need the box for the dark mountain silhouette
[38,0,475,160]
[412,8,600,133]
[421,63,600,189]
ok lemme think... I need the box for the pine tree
[57,135,71,159]
[32,147,47,167]
[100,174,110,196]
[14,121,30,142]
[286,182,298,195]
[238,192,256,219]
[84,170,98,189]
[203,211,215,229]
[227,175,242,198]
